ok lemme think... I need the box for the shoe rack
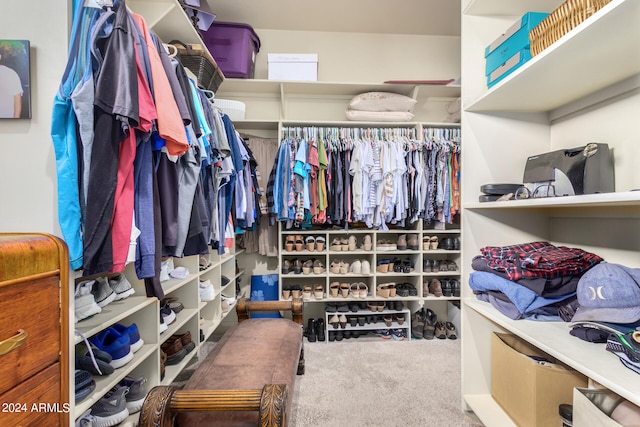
[324,303,412,342]
[278,220,461,342]
[71,244,244,423]
[279,221,461,302]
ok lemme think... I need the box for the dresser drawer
[0,363,67,427]
[0,276,60,396]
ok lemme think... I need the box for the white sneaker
[199,280,215,302]
[92,277,116,308]
[361,259,371,275]
[221,294,236,305]
[109,274,135,301]
[75,280,102,322]
[350,259,362,274]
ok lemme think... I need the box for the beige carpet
[174,335,483,427]
[290,336,483,427]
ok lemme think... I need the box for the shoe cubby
[72,239,244,423]
[160,317,200,386]
[278,222,462,306]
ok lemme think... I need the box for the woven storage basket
[529,0,611,56]
[170,41,224,92]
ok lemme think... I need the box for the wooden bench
[139,298,304,427]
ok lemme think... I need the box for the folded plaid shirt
[480,241,603,281]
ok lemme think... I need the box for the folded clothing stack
[443,97,461,123]
[345,91,416,122]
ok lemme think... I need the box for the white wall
[0,3,69,234]
[253,29,461,83]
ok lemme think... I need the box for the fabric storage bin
[485,12,549,75]
[491,333,588,427]
[486,48,531,88]
[249,274,281,319]
[573,388,623,427]
[201,21,261,79]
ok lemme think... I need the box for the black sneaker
[75,370,95,402]
[606,333,640,363]
[91,386,129,426]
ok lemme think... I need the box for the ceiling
[209,0,461,36]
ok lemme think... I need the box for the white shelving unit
[72,246,243,421]
[324,307,412,341]
[279,225,461,304]
[461,0,640,424]
[68,1,238,423]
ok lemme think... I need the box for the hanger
[201,89,215,102]
[164,43,178,58]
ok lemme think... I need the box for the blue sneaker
[90,327,133,369]
[391,329,406,341]
[372,329,392,339]
[112,323,144,353]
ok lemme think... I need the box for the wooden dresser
[0,233,70,427]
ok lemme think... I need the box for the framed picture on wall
[0,40,31,119]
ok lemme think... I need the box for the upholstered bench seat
[139,298,304,427]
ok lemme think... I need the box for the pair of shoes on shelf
[441,278,460,297]
[376,283,397,298]
[284,235,305,252]
[88,374,147,424]
[328,314,347,329]
[329,235,357,251]
[302,259,326,274]
[349,259,371,274]
[199,280,215,302]
[161,332,193,366]
[425,279,444,297]
[88,323,143,370]
[301,285,324,301]
[376,240,397,251]
[349,282,368,298]
[392,258,413,273]
[423,235,439,250]
[439,237,460,250]
[395,282,416,297]
[360,234,372,251]
[366,301,386,312]
[396,234,420,250]
[283,258,304,274]
[302,236,326,252]
[161,296,184,314]
[329,260,349,274]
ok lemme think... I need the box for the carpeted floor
[290,336,482,427]
[175,335,483,427]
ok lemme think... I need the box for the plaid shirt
[480,241,602,281]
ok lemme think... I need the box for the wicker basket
[170,41,224,92]
[529,0,612,56]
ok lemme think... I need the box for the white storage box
[213,98,246,121]
[268,54,318,81]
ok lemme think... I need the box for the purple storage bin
[201,21,261,79]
